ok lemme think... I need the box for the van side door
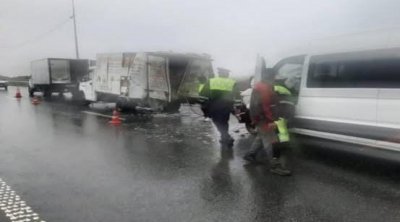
[296,53,378,143]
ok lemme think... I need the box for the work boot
[243,152,258,163]
[270,164,291,176]
[270,157,280,169]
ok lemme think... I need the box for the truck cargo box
[80,52,214,112]
[29,58,92,98]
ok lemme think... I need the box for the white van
[272,47,400,151]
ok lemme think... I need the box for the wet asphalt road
[1,86,400,222]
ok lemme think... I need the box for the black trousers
[272,142,290,169]
[208,101,233,141]
[200,103,209,118]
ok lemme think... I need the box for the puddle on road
[123,115,216,145]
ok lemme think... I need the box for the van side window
[308,51,400,88]
[308,62,342,87]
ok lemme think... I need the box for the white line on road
[0,178,45,222]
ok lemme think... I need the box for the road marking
[82,111,126,120]
[0,178,45,222]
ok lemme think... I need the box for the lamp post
[71,0,79,59]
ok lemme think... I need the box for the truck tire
[74,91,91,106]
[43,89,52,98]
[4,86,8,91]
[163,101,181,113]
[71,90,83,100]
[28,87,35,97]
[116,97,136,113]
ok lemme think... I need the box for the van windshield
[274,55,305,93]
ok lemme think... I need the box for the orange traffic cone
[15,87,22,98]
[31,96,40,105]
[109,109,122,125]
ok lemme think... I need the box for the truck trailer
[79,52,214,112]
[29,58,93,99]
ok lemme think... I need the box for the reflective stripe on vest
[198,84,205,93]
[274,85,291,95]
[209,77,235,92]
[274,118,290,142]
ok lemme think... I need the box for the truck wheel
[116,97,136,113]
[163,101,181,113]
[4,86,8,91]
[28,87,34,97]
[72,90,83,100]
[116,97,129,112]
[43,89,52,98]
[72,91,90,106]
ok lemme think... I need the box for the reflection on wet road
[0,87,400,222]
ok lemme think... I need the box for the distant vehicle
[0,80,8,90]
[79,52,214,112]
[268,47,400,151]
[29,58,93,99]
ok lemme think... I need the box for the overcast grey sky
[1,0,400,77]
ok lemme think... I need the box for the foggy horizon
[2,0,400,77]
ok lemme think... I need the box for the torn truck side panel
[80,52,213,112]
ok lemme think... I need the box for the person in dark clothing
[200,68,237,146]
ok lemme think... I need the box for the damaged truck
[79,52,214,112]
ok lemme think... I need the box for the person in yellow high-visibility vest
[197,75,210,121]
[270,81,295,175]
[200,68,237,146]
